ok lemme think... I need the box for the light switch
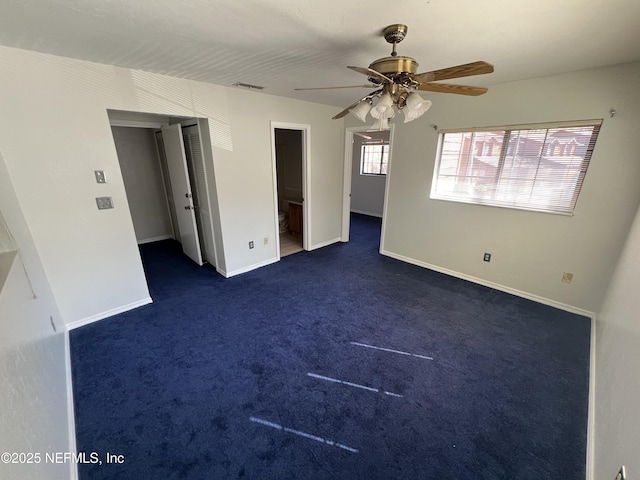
[96,197,114,210]
[94,170,106,183]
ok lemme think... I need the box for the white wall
[0,45,344,326]
[0,150,73,480]
[350,130,389,217]
[594,200,640,479]
[348,62,640,314]
[111,126,173,243]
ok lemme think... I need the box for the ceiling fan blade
[416,83,488,96]
[295,84,376,91]
[354,132,373,140]
[413,61,494,83]
[332,100,364,120]
[332,89,384,120]
[347,66,392,84]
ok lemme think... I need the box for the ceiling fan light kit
[298,24,494,129]
[349,100,373,122]
[403,93,432,123]
[371,118,390,131]
[370,93,396,120]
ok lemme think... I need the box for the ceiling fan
[296,24,494,128]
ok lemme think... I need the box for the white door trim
[270,122,311,259]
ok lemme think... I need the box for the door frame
[270,122,311,259]
[340,125,395,247]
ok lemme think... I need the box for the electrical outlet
[96,197,114,210]
[249,241,254,249]
[94,170,106,183]
[263,237,269,245]
[483,253,491,262]
[615,466,626,480]
[562,272,574,284]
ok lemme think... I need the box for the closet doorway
[109,111,218,271]
[270,122,310,258]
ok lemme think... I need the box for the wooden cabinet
[288,201,303,236]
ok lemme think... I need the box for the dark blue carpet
[70,213,590,479]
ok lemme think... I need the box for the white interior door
[161,124,203,266]
[182,123,216,266]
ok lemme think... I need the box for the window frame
[430,119,602,216]
[360,143,390,176]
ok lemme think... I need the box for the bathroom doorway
[270,122,310,258]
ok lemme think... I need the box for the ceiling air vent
[233,82,264,90]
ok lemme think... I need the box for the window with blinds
[430,120,602,215]
[361,144,389,175]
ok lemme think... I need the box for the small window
[361,144,390,175]
[430,120,602,215]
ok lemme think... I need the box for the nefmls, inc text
[1,451,125,465]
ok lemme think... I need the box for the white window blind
[361,144,389,175]
[430,120,602,215]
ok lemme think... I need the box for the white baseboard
[218,239,342,277]
[308,237,341,251]
[221,257,279,278]
[66,297,153,330]
[137,235,173,245]
[350,209,383,218]
[64,329,78,480]
[380,249,595,318]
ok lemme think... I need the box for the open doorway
[270,122,310,258]
[341,126,394,244]
[109,111,219,276]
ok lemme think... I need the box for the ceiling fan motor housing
[369,55,419,78]
[369,56,418,84]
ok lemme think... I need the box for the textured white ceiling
[1,0,639,108]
